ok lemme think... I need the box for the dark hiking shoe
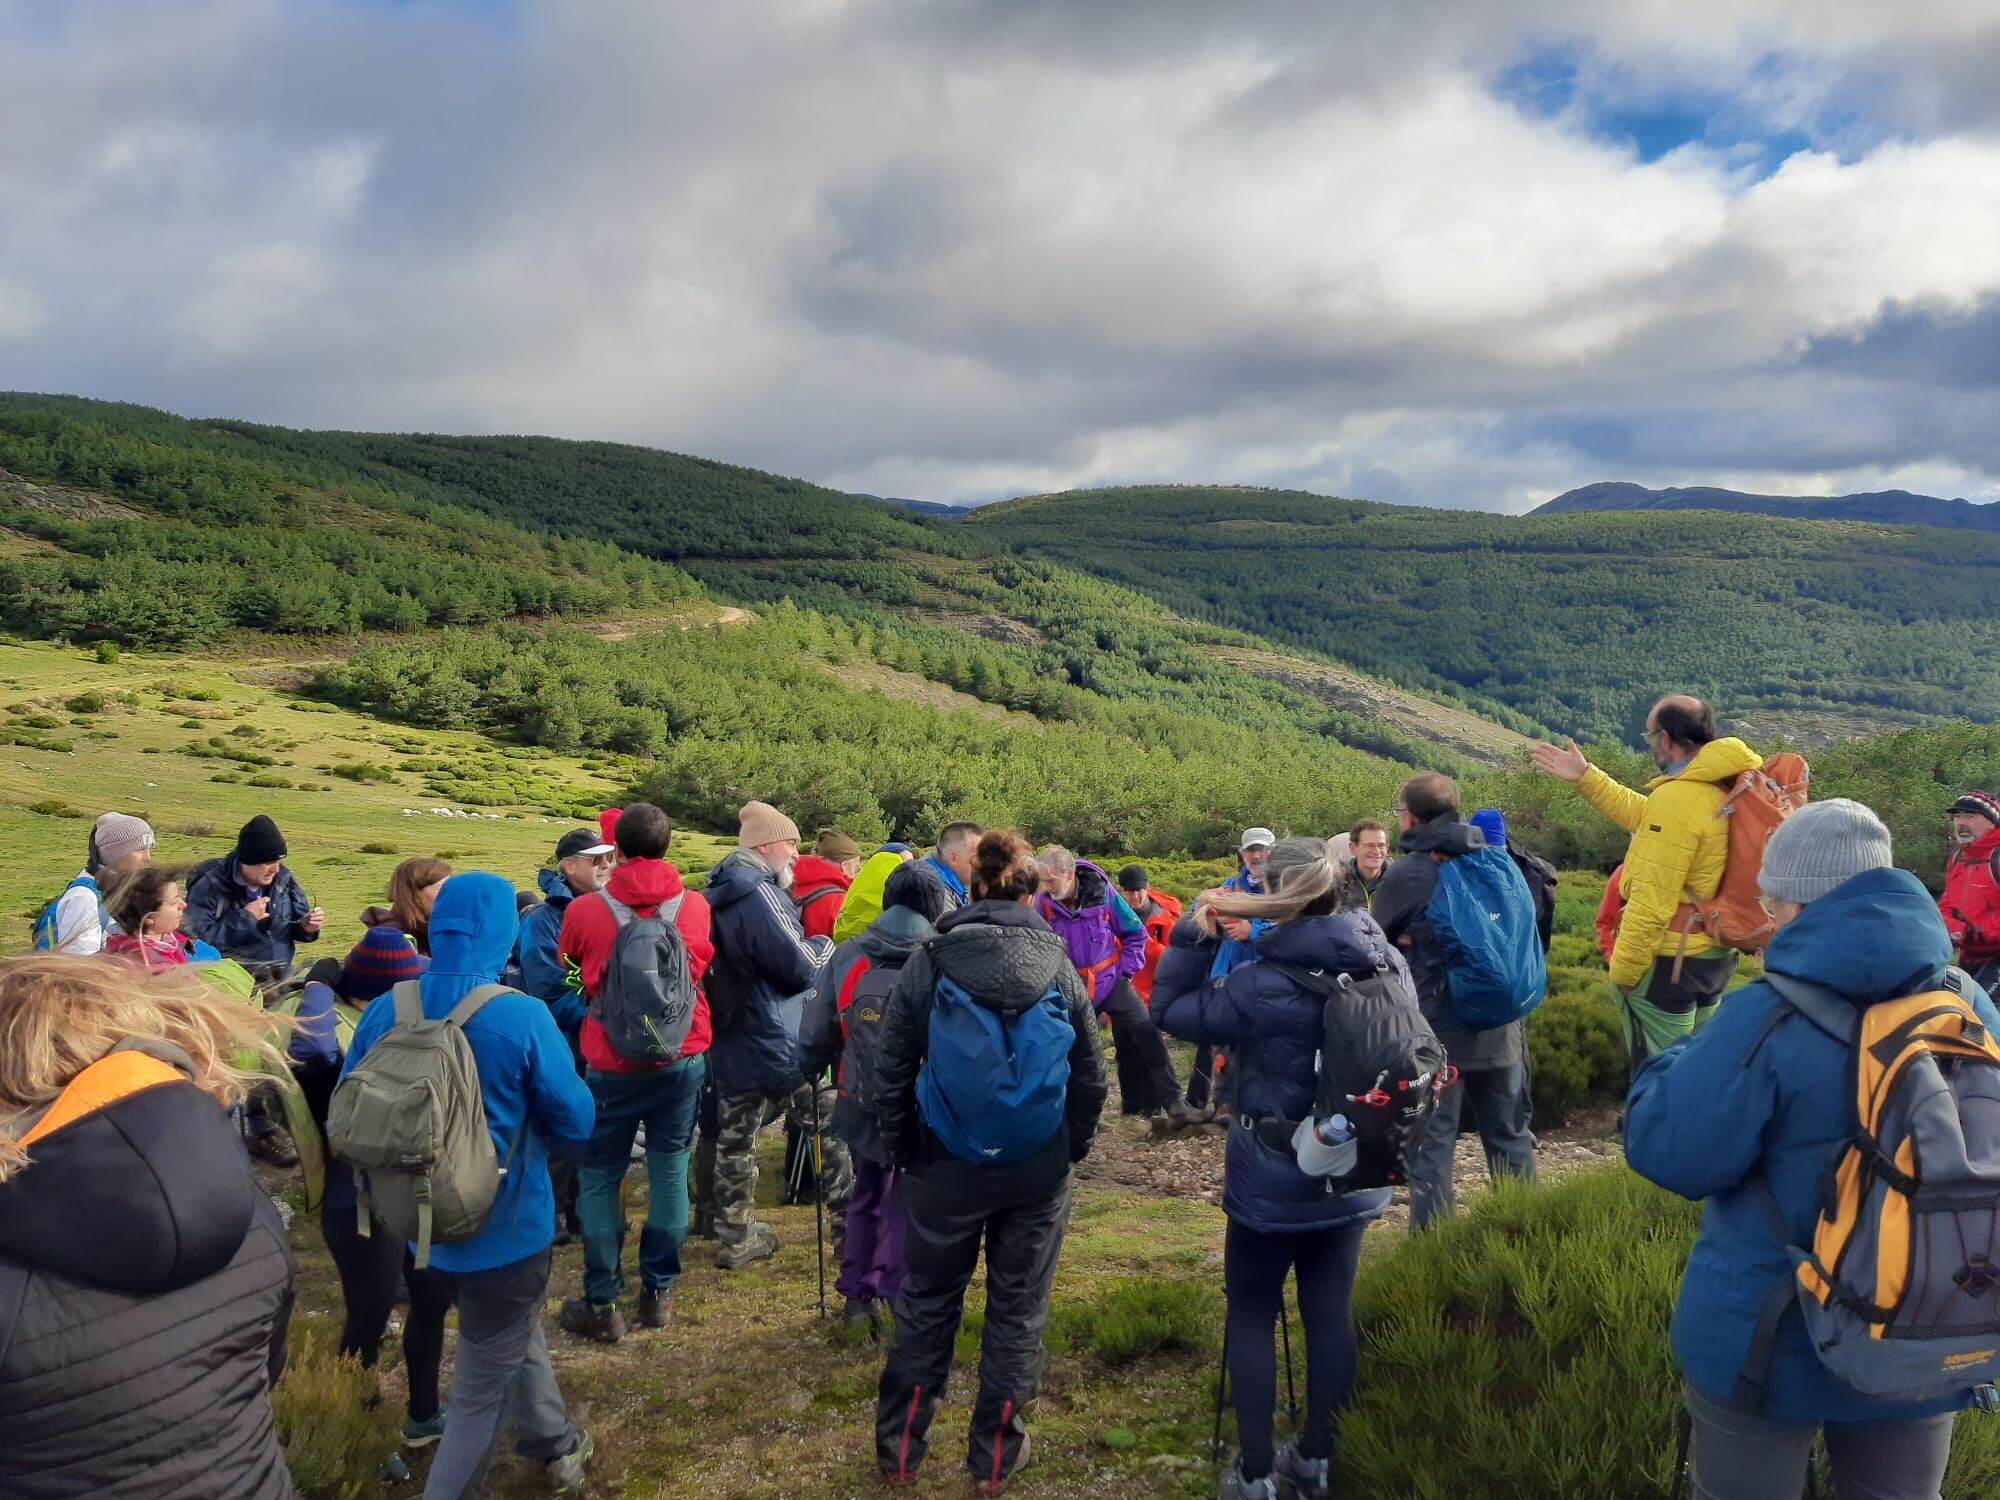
[638,1289,672,1329]
[558,1297,626,1345]
[401,1406,447,1449]
[1217,1456,1278,1500]
[547,1429,593,1494]
[716,1222,779,1270]
[245,1126,299,1167]
[974,1429,1031,1494]
[1273,1439,1329,1500]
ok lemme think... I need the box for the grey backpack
[594,892,697,1064]
[1734,971,2000,1408]
[326,981,523,1267]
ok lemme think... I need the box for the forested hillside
[969,486,2000,743]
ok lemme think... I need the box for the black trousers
[1098,980,1183,1115]
[1224,1218,1367,1480]
[320,1198,452,1423]
[876,1147,1072,1483]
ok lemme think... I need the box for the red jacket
[1596,864,1625,964]
[789,855,854,943]
[1942,827,2000,965]
[558,857,714,1073]
[1127,888,1183,1002]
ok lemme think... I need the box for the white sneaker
[1274,1439,1329,1500]
[1218,1457,1279,1500]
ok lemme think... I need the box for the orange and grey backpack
[1670,751,1810,970]
[1734,970,2000,1407]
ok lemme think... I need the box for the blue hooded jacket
[1626,867,2000,1423]
[1155,912,1397,1233]
[517,867,586,1034]
[704,851,832,1095]
[341,872,595,1274]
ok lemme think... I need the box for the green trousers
[1617,952,1740,1068]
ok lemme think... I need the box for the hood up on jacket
[602,855,685,914]
[931,900,1073,1015]
[857,901,933,963]
[0,1044,254,1294]
[1397,816,1487,858]
[421,871,520,1008]
[1764,866,1954,1003]
[1648,736,1761,790]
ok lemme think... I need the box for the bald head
[1647,695,1717,769]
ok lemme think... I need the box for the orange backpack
[1671,751,1810,965]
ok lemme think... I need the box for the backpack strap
[660,893,684,922]
[391,980,425,1027]
[1762,973,1860,1045]
[601,893,633,928]
[443,983,516,1029]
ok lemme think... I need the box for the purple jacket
[1034,860,1147,1005]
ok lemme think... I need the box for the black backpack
[592,893,698,1063]
[1262,960,1453,1190]
[835,955,900,1117]
[1506,844,1559,955]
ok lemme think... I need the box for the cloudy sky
[4,1,2000,511]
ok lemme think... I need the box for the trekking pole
[1210,1321,1230,1464]
[809,1081,828,1319]
[1669,1404,1691,1500]
[1279,1281,1299,1431]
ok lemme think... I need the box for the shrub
[1050,1277,1218,1365]
[330,762,392,783]
[1526,979,1628,1124]
[27,799,80,818]
[93,640,119,663]
[272,1320,404,1499]
[20,713,60,729]
[359,841,399,855]
[246,774,292,789]
[177,821,215,838]
[64,692,106,714]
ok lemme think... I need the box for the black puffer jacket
[875,900,1109,1171]
[0,1045,296,1499]
[800,904,933,1164]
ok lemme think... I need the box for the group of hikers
[4,691,2000,1500]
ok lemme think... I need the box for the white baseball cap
[1239,827,1276,850]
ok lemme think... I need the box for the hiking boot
[637,1289,672,1329]
[401,1406,447,1449]
[547,1429,593,1494]
[557,1297,626,1345]
[974,1430,1031,1494]
[843,1295,881,1333]
[716,1222,779,1270]
[1273,1439,1329,1500]
[1217,1456,1279,1500]
[245,1125,299,1168]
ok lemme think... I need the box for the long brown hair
[388,857,452,955]
[0,957,289,1183]
[1197,837,1347,933]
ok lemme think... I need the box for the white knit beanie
[1759,799,1893,905]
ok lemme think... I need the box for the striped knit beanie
[338,924,424,1001]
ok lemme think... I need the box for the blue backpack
[917,971,1073,1164]
[32,874,105,952]
[1426,846,1546,1029]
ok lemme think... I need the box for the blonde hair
[1196,836,1349,934]
[0,956,290,1183]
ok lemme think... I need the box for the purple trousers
[838,1156,907,1303]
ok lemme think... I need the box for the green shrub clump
[1049,1277,1219,1366]
[64,692,106,714]
[272,1321,404,1499]
[1526,977,1628,1124]
[329,762,392,783]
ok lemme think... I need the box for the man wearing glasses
[1531,696,1763,1068]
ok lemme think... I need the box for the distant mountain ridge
[1534,481,2000,531]
[862,494,972,520]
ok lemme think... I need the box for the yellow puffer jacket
[1578,737,1764,988]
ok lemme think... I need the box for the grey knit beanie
[1759,798,1893,905]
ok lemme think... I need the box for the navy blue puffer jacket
[1154,912,1399,1232]
[704,851,833,1095]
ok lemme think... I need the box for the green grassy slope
[968,485,2000,744]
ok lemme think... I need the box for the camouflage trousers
[713,1080,851,1258]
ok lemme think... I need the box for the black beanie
[237,814,288,864]
[1117,863,1149,893]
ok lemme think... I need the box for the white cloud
[0,0,1997,509]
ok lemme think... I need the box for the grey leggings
[1687,1386,1956,1500]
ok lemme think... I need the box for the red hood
[791,855,854,894]
[606,857,685,912]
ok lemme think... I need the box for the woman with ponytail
[1154,837,1416,1500]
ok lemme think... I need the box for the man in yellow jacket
[1533,696,1762,1066]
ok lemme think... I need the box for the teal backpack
[32,874,105,952]
[1426,846,1546,1029]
